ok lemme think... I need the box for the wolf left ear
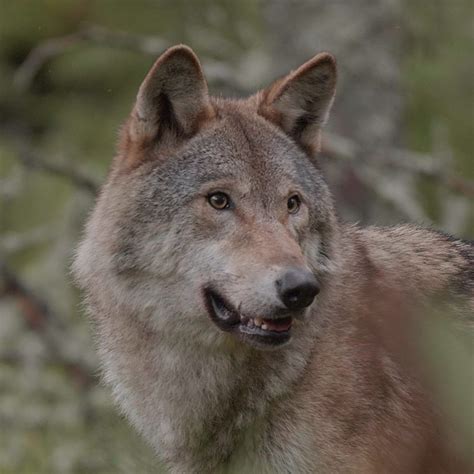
[258,53,337,154]
[130,45,214,144]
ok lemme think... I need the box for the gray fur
[73,46,473,473]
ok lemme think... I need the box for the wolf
[73,45,473,473]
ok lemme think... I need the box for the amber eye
[287,194,301,214]
[208,192,231,210]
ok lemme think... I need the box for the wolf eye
[208,192,231,210]
[287,195,301,214]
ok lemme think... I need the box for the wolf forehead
[128,107,327,204]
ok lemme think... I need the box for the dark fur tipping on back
[73,45,474,473]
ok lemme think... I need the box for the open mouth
[203,288,292,346]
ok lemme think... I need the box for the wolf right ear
[258,53,337,154]
[129,45,215,146]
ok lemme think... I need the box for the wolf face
[74,46,338,351]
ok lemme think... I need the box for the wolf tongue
[262,318,292,332]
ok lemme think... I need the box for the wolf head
[74,45,338,350]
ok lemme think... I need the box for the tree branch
[0,226,53,256]
[0,261,96,387]
[17,145,99,194]
[322,133,474,198]
[14,23,240,92]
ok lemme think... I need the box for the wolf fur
[73,45,473,473]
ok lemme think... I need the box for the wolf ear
[130,45,214,144]
[258,53,337,153]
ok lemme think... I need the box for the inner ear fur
[258,52,337,154]
[130,45,215,145]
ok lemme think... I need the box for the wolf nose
[276,268,320,310]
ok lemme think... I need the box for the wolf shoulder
[339,223,473,304]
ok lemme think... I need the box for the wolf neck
[99,304,316,472]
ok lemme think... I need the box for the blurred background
[0,1,472,472]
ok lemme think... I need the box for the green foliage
[402,0,474,231]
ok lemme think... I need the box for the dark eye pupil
[208,192,229,209]
[288,195,300,213]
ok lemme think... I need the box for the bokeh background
[0,1,473,472]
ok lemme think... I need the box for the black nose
[276,268,319,310]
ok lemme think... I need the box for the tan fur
[73,46,473,473]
